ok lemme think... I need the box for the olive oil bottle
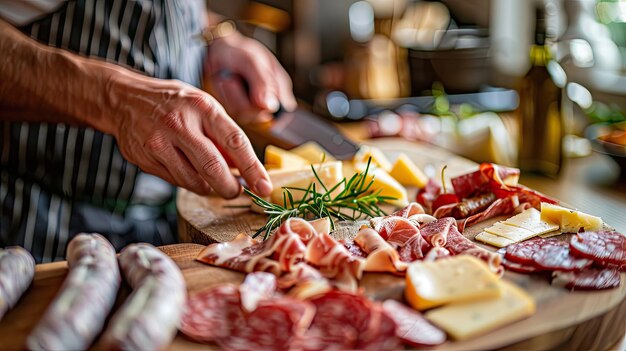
[517,6,564,177]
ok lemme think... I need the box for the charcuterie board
[174,139,626,350]
[1,242,623,351]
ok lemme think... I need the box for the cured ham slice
[451,163,520,200]
[278,263,332,300]
[275,217,319,244]
[381,300,446,347]
[196,234,280,275]
[306,232,365,292]
[443,223,503,274]
[372,203,428,232]
[391,202,425,218]
[354,228,407,273]
[299,291,400,351]
[420,217,456,247]
[458,196,521,232]
[341,240,368,258]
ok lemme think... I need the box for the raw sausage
[0,246,35,320]
[27,233,120,350]
[100,243,186,351]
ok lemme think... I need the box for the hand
[112,77,272,198]
[204,31,297,125]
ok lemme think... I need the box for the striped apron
[0,0,207,262]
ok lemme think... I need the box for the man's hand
[0,18,271,198]
[204,31,297,125]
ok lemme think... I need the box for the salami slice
[300,290,399,351]
[505,238,547,265]
[221,297,315,351]
[552,269,621,291]
[502,258,542,274]
[570,231,626,266]
[381,300,446,347]
[179,285,241,343]
[532,240,592,272]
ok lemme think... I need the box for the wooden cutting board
[0,243,624,351]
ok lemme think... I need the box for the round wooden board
[176,138,626,350]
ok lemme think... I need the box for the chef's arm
[0,18,273,198]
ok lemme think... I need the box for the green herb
[245,158,396,240]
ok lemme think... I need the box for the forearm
[0,19,140,135]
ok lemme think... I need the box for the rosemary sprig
[245,158,396,240]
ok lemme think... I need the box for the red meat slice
[341,240,368,258]
[381,300,446,347]
[505,238,547,265]
[502,257,543,274]
[570,231,626,266]
[300,291,400,351]
[532,240,592,272]
[552,269,621,291]
[179,285,241,343]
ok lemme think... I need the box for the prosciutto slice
[457,195,521,232]
[376,217,431,262]
[278,263,332,300]
[371,202,426,232]
[444,224,503,275]
[354,228,407,273]
[196,234,280,275]
[420,217,456,247]
[306,232,365,292]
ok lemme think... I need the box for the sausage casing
[0,246,35,320]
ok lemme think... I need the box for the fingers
[214,77,272,125]
[272,63,298,112]
[236,57,280,113]
[198,101,273,197]
[143,132,213,195]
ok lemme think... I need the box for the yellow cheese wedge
[405,256,502,311]
[389,153,428,188]
[503,208,559,235]
[541,203,603,233]
[475,232,516,248]
[268,162,343,206]
[290,141,336,163]
[264,145,309,170]
[354,164,409,208]
[353,146,393,172]
[425,280,535,341]
[485,222,538,242]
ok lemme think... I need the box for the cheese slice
[485,222,537,242]
[354,165,409,208]
[268,162,343,205]
[353,145,393,172]
[425,280,535,340]
[264,145,309,170]
[503,208,559,235]
[475,232,516,248]
[389,153,428,188]
[290,141,336,163]
[541,203,603,233]
[405,255,502,311]
[539,230,561,238]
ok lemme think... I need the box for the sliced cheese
[475,232,516,248]
[541,203,603,233]
[268,162,343,206]
[354,164,409,208]
[405,255,502,311]
[353,145,393,172]
[290,141,336,163]
[264,145,309,170]
[389,153,428,188]
[539,230,561,238]
[485,222,537,242]
[503,208,559,235]
[425,280,535,341]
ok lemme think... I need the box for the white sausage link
[26,233,120,350]
[0,246,35,320]
[100,243,186,351]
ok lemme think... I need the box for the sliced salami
[570,231,626,266]
[179,285,241,343]
[221,297,315,351]
[505,238,547,265]
[532,240,592,272]
[502,258,542,274]
[300,290,399,351]
[552,269,621,291]
[381,300,446,347]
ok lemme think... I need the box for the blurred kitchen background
[207,0,626,181]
